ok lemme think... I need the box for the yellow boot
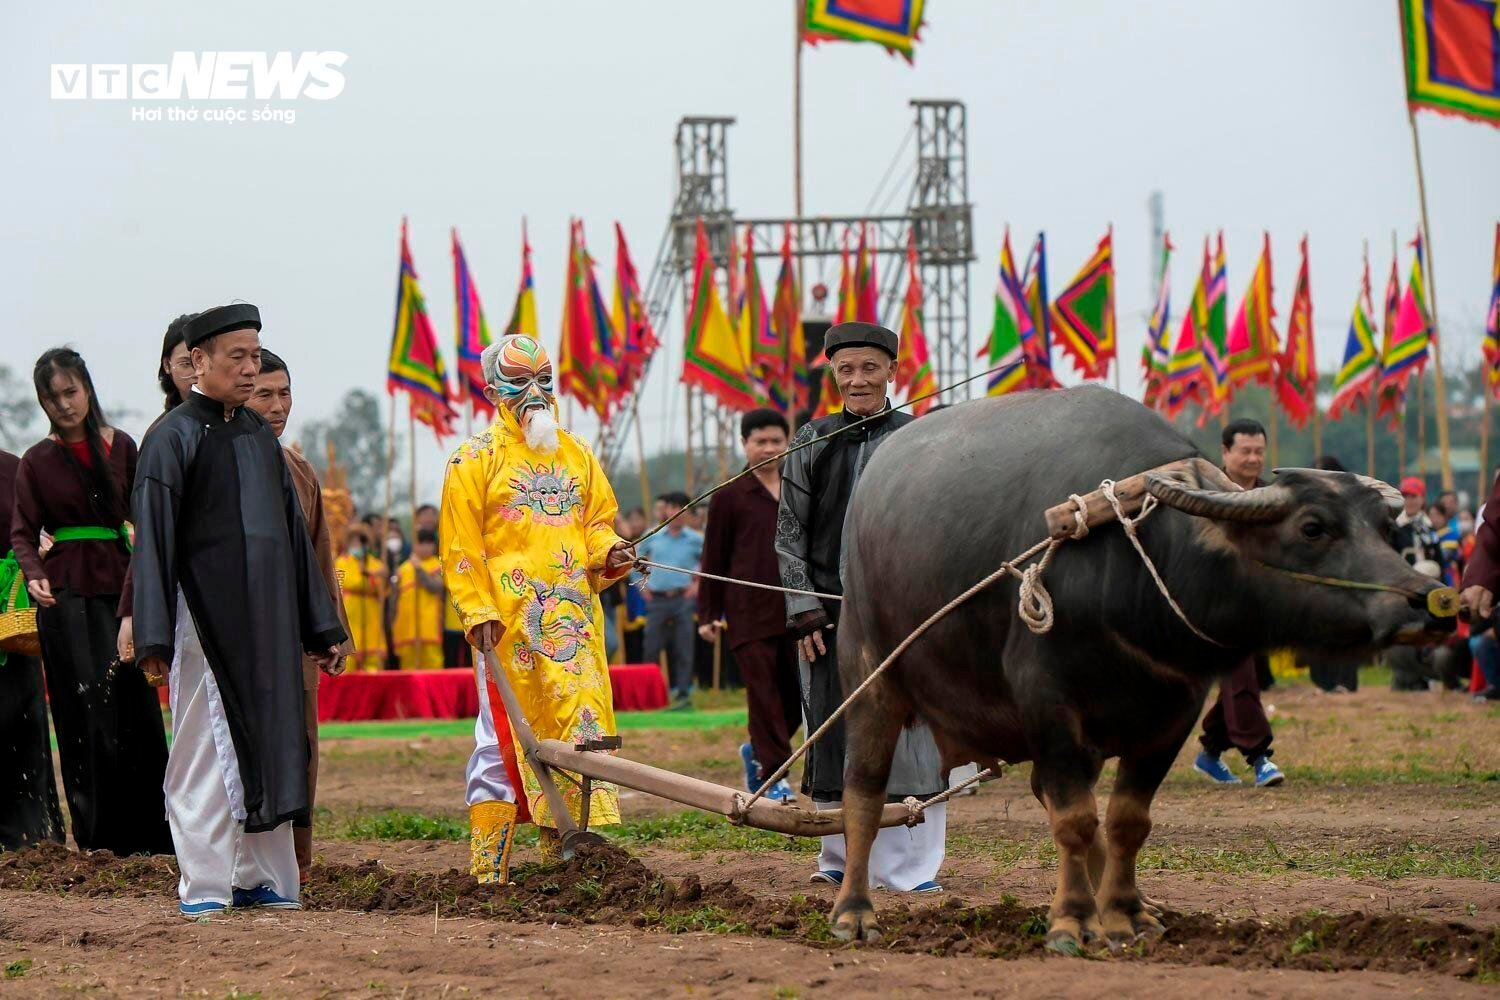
[537,826,563,863]
[469,800,518,884]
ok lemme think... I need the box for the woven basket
[0,571,40,657]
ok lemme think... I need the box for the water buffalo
[830,386,1453,951]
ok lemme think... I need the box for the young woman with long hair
[10,348,171,855]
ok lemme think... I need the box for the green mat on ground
[317,707,748,742]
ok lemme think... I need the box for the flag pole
[633,400,653,513]
[684,385,696,493]
[1366,397,1376,477]
[381,391,396,555]
[409,406,421,671]
[793,0,804,290]
[1312,403,1323,459]
[1418,370,1428,478]
[1268,400,1279,469]
[1481,378,1492,506]
[1404,102,1452,489]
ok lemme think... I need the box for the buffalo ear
[1146,473,1296,523]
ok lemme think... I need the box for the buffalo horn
[1145,474,1295,523]
[1353,474,1404,518]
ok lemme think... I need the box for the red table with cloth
[157,664,670,720]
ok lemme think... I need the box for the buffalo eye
[1300,520,1327,541]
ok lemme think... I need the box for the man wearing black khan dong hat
[130,303,346,918]
[775,321,947,893]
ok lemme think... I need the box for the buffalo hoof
[1132,909,1166,938]
[1045,914,1101,956]
[1140,894,1165,919]
[830,904,882,943]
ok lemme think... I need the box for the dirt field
[2,678,1497,997]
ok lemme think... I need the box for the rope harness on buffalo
[721,465,1227,820]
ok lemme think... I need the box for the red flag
[1275,236,1317,429]
[387,218,457,438]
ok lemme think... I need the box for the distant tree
[297,388,406,515]
[0,363,38,450]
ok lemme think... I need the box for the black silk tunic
[130,391,346,831]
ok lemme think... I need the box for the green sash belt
[52,525,132,551]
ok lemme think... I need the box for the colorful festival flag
[1163,242,1210,421]
[452,228,494,418]
[387,218,457,438]
[1225,233,1278,388]
[854,225,879,323]
[1141,233,1174,410]
[1329,250,1380,420]
[980,227,1031,397]
[1387,229,1433,388]
[610,222,658,397]
[557,221,596,413]
[1485,223,1500,397]
[504,220,539,338]
[771,225,811,414]
[1198,234,1232,416]
[1020,232,1059,389]
[895,230,939,414]
[1376,255,1408,428]
[834,230,857,326]
[1400,0,1500,128]
[1276,236,1318,430]
[578,222,621,416]
[682,218,761,412]
[1049,227,1117,380]
[738,229,778,408]
[802,0,925,60]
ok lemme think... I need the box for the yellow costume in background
[336,552,388,672]
[394,556,446,670]
[441,409,627,831]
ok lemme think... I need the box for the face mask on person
[386,537,403,554]
[348,545,365,559]
[1459,517,1475,536]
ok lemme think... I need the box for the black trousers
[0,652,64,850]
[443,630,471,669]
[37,589,173,855]
[1199,655,1274,762]
[734,635,802,778]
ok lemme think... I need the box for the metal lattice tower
[600,101,975,472]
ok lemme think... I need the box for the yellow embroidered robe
[336,553,388,672]
[440,412,627,829]
[394,556,446,670]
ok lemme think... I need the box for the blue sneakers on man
[767,779,796,803]
[1250,755,1285,787]
[179,899,227,919]
[1193,751,1241,785]
[809,869,844,885]
[739,743,760,792]
[232,884,301,910]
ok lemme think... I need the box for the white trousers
[814,799,947,891]
[465,660,517,807]
[166,592,298,906]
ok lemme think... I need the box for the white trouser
[166,592,298,906]
[814,799,947,891]
[465,659,517,807]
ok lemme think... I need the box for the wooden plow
[481,649,921,856]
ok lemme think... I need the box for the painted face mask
[489,335,556,419]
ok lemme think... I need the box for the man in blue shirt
[635,492,704,707]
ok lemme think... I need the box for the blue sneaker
[809,869,844,886]
[179,899,228,919]
[232,884,301,910]
[1250,755,1284,787]
[1193,751,1241,785]
[739,742,760,792]
[910,880,943,893]
[767,779,796,803]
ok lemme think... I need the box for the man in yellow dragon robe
[441,334,633,883]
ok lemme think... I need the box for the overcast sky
[10,1,1499,502]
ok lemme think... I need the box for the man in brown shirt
[248,349,354,878]
[697,408,800,802]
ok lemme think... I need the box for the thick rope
[1101,480,1224,647]
[632,558,844,603]
[902,765,1000,821]
[734,480,1223,819]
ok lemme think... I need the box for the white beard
[522,407,560,452]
